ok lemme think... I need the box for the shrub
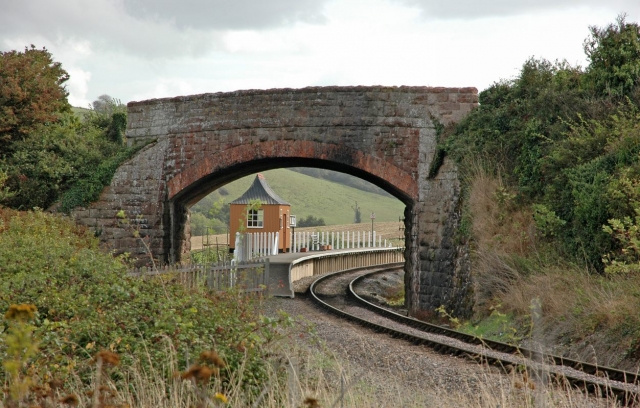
[602,207,640,275]
[0,208,289,394]
[0,45,70,154]
[584,14,640,97]
[446,47,640,271]
[297,215,326,228]
[0,112,135,211]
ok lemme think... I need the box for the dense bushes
[1,113,138,211]
[445,17,640,272]
[0,47,134,212]
[0,45,70,153]
[297,215,326,228]
[0,208,288,392]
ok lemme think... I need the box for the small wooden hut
[229,174,291,253]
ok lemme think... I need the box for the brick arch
[165,141,419,268]
[168,140,418,204]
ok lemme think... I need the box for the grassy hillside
[71,106,90,117]
[192,168,405,226]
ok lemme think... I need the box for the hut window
[247,209,264,228]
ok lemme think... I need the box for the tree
[84,95,127,144]
[297,215,326,228]
[207,197,230,224]
[0,45,70,155]
[92,94,122,115]
[584,14,640,97]
[352,201,361,224]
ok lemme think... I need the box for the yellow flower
[214,392,228,404]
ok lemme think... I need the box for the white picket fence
[129,259,269,294]
[290,230,389,253]
[234,230,391,259]
[235,231,279,261]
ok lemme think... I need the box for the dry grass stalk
[466,168,536,310]
[464,166,640,371]
[1,319,628,407]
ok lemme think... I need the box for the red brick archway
[168,140,418,203]
[164,140,419,265]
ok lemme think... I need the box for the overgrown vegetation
[0,46,135,212]
[446,15,640,272]
[444,15,640,368]
[0,208,292,404]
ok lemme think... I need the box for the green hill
[71,106,90,118]
[191,168,405,230]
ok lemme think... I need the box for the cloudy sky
[2,0,639,107]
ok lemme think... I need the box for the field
[71,106,90,116]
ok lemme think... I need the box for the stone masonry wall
[73,85,478,317]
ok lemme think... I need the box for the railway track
[308,264,640,405]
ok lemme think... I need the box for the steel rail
[349,269,640,385]
[308,264,640,405]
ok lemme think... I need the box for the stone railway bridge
[73,86,478,317]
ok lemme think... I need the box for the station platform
[265,247,402,298]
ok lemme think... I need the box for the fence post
[263,258,270,296]
[274,232,279,255]
[271,232,275,255]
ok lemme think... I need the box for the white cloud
[395,0,640,20]
[0,0,222,59]
[122,0,328,30]
[66,68,92,107]
[2,0,640,106]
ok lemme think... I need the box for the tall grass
[465,167,640,371]
[7,334,623,407]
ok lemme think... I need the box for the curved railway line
[308,263,640,406]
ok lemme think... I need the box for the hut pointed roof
[229,173,290,205]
